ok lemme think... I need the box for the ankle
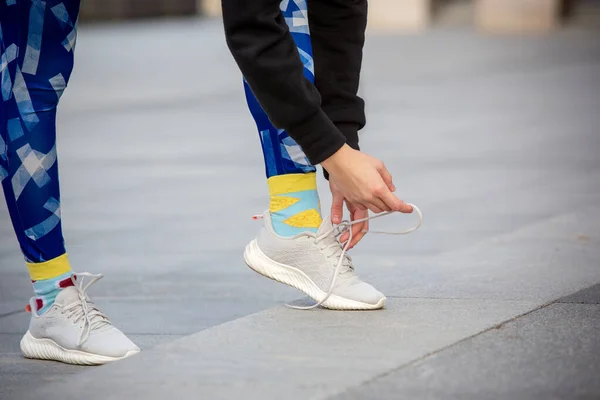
[267,173,322,237]
[33,273,74,314]
[27,254,74,314]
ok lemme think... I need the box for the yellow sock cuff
[267,172,317,196]
[26,254,72,281]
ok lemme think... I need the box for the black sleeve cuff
[287,108,347,165]
[322,123,360,180]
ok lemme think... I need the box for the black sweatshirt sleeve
[309,0,367,152]
[309,0,368,180]
[222,0,347,165]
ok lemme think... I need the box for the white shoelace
[62,272,111,345]
[288,203,423,310]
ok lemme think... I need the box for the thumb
[330,191,345,224]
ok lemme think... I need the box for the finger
[367,195,390,214]
[348,212,368,249]
[380,191,413,213]
[341,209,367,247]
[367,203,384,214]
[369,182,393,212]
[348,228,367,250]
[340,231,350,243]
[340,204,362,243]
[330,191,345,224]
[351,201,368,211]
[377,162,396,192]
[398,200,414,213]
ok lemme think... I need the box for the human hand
[329,179,369,250]
[321,144,413,215]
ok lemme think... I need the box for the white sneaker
[245,212,387,310]
[20,273,140,365]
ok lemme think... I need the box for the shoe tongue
[54,286,81,306]
[54,285,110,326]
[316,216,334,236]
[316,216,355,271]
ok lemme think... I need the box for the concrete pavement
[1,18,600,400]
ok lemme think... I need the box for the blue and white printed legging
[1,0,315,271]
[245,0,316,178]
[1,0,79,274]
[245,0,325,235]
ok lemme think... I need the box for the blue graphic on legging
[0,0,80,263]
[244,0,316,178]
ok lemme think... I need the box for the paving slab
[336,303,600,400]
[557,284,600,304]
[0,333,182,400]
[16,298,538,400]
[14,204,600,399]
[375,204,600,302]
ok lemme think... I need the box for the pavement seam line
[430,196,600,259]
[0,310,24,319]
[327,299,558,399]
[386,296,534,301]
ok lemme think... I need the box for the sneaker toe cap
[335,281,385,306]
[84,327,140,358]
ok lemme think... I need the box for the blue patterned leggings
[2,0,312,264]
[245,0,316,178]
[0,0,80,264]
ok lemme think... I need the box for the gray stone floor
[1,18,600,400]
[336,287,600,400]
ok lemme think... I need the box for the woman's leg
[1,0,79,314]
[1,1,139,365]
[243,0,323,237]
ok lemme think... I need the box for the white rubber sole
[20,331,140,366]
[244,239,385,310]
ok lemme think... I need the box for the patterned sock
[268,172,323,237]
[27,254,74,314]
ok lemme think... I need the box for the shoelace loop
[315,226,353,271]
[287,203,423,310]
[63,272,111,346]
